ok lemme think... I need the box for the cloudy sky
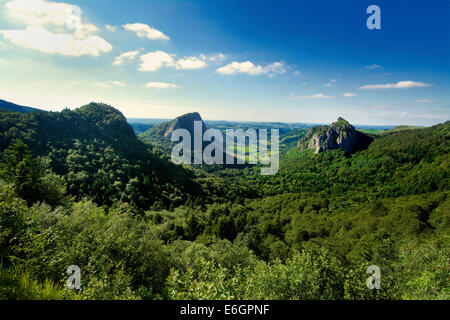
[0,0,449,125]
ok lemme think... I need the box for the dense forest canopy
[0,102,448,300]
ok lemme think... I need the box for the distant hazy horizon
[127,117,400,130]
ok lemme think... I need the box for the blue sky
[0,0,449,125]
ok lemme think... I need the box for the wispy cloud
[365,64,382,70]
[289,93,333,100]
[93,80,126,87]
[359,81,431,89]
[138,51,226,72]
[416,99,445,104]
[216,61,286,76]
[123,23,169,40]
[325,79,337,87]
[113,50,140,66]
[0,26,112,56]
[110,81,126,87]
[145,82,181,89]
[400,112,446,121]
[205,53,226,63]
[105,25,117,32]
[342,93,356,97]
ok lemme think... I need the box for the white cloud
[177,53,226,69]
[325,79,337,87]
[176,56,208,70]
[208,53,226,63]
[138,52,225,72]
[113,50,140,66]
[6,0,78,27]
[0,26,112,56]
[264,62,287,75]
[289,93,333,100]
[216,60,286,76]
[145,82,180,89]
[138,50,175,71]
[217,61,263,75]
[93,81,109,87]
[365,64,382,70]
[110,81,126,87]
[93,80,126,87]
[105,25,117,32]
[416,99,444,104]
[4,0,99,38]
[123,23,169,40]
[359,81,431,89]
[343,93,356,97]
[0,0,112,56]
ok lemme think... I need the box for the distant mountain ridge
[140,112,208,154]
[0,99,42,113]
[298,117,373,154]
[164,112,207,138]
[140,112,249,169]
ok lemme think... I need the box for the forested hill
[139,112,207,155]
[0,102,204,209]
[1,103,137,155]
[0,103,448,300]
[0,99,42,113]
[228,121,450,200]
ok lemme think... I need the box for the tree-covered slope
[139,112,207,155]
[0,103,203,209]
[0,104,448,300]
[0,99,42,114]
[216,121,449,203]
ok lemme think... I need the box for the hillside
[217,120,449,201]
[0,105,448,300]
[0,102,204,209]
[297,117,373,154]
[0,99,42,113]
[382,125,423,134]
[140,112,207,154]
[140,112,246,169]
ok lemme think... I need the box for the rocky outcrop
[164,112,207,139]
[298,117,372,154]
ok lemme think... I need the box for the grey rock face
[298,118,368,154]
[164,112,207,139]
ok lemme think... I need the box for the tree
[0,140,45,205]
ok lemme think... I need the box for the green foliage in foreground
[0,177,448,300]
[0,265,76,300]
[0,108,448,300]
